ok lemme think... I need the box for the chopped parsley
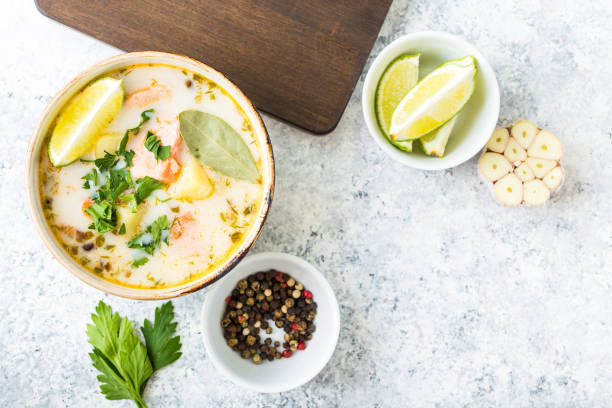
[79,109,170,235]
[132,257,149,268]
[134,176,163,204]
[94,151,118,172]
[118,109,154,167]
[85,201,116,233]
[128,215,170,256]
[81,168,98,189]
[144,131,171,161]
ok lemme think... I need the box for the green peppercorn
[246,335,256,346]
[287,277,295,287]
[227,338,238,347]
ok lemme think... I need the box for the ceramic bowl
[362,31,500,170]
[201,252,340,393]
[25,52,274,300]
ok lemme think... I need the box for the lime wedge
[375,54,419,135]
[420,116,458,157]
[48,78,124,166]
[390,56,477,141]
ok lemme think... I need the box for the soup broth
[39,64,265,288]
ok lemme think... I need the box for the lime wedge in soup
[48,77,124,167]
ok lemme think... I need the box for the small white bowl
[201,252,340,393]
[362,31,500,170]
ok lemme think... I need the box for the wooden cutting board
[35,0,392,134]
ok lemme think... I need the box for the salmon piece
[125,84,171,108]
[170,212,195,240]
[129,119,184,183]
[82,197,93,215]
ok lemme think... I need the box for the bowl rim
[362,30,500,171]
[25,51,275,300]
[200,252,341,393]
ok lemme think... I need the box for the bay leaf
[178,110,260,182]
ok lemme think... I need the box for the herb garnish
[94,151,118,172]
[81,119,165,233]
[128,215,170,259]
[81,168,98,189]
[118,109,154,167]
[87,300,182,408]
[85,201,116,233]
[144,131,171,161]
[134,176,163,203]
[132,257,149,268]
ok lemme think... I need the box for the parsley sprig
[87,300,182,408]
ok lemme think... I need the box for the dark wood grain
[35,0,391,134]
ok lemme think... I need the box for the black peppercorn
[221,270,318,365]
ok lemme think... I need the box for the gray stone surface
[1,0,612,406]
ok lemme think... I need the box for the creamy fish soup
[39,64,265,288]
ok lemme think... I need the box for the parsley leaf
[141,302,182,371]
[120,193,138,213]
[135,177,163,204]
[86,301,152,408]
[127,215,170,256]
[94,151,118,172]
[118,223,126,235]
[144,131,171,161]
[132,257,149,268]
[85,201,116,233]
[118,109,154,167]
[81,168,98,189]
[149,215,170,248]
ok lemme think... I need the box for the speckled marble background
[2,0,612,406]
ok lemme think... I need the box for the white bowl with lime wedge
[362,31,500,170]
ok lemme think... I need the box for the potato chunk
[116,205,144,238]
[169,156,214,200]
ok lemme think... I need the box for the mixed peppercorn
[221,270,317,364]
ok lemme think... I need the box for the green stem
[133,395,148,408]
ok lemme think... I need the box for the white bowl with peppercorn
[201,252,340,393]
